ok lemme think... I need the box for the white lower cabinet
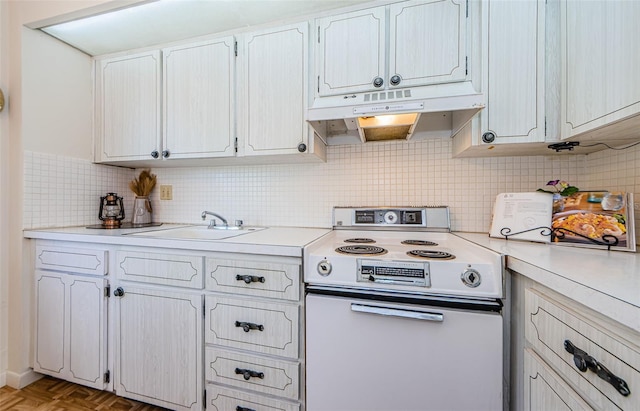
[113,285,203,411]
[113,248,204,411]
[204,255,304,410]
[524,349,594,411]
[34,270,108,390]
[207,384,300,411]
[522,286,639,410]
[32,240,304,411]
[33,243,108,390]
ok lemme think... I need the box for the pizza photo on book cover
[551,191,635,252]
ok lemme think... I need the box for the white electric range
[304,207,505,411]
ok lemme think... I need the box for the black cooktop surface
[85,222,163,230]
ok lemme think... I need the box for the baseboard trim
[6,369,42,389]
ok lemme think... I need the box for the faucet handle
[235,220,244,228]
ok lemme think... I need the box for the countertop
[23,224,331,258]
[456,232,640,333]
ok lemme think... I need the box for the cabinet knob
[482,131,496,143]
[162,150,170,158]
[150,150,159,159]
[113,287,125,297]
[372,77,384,88]
[297,143,307,153]
[390,74,402,86]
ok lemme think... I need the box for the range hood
[307,87,485,145]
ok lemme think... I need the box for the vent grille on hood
[308,86,485,145]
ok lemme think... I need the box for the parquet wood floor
[0,376,170,411]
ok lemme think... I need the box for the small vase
[132,196,152,225]
[552,193,565,214]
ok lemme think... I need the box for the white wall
[22,28,93,159]
[4,0,112,389]
[0,0,9,388]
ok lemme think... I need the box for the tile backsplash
[25,138,611,233]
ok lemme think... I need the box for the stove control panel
[357,259,430,287]
[333,207,450,230]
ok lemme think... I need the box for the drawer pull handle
[235,321,264,332]
[564,340,631,397]
[236,274,266,284]
[236,407,256,411]
[235,367,265,381]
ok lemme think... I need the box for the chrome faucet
[201,211,228,229]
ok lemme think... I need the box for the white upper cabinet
[237,22,318,157]
[452,0,547,157]
[95,51,161,162]
[481,0,545,144]
[162,37,235,159]
[315,0,467,97]
[388,0,467,88]
[316,7,386,96]
[561,0,640,141]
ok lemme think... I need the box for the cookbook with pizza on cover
[551,191,635,252]
[490,191,635,252]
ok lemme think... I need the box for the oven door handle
[351,303,444,322]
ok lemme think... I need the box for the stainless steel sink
[126,225,266,241]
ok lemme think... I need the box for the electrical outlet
[160,185,173,200]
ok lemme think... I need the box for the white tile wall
[584,142,640,247]
[24,139,596,232]
[23,151,135,228]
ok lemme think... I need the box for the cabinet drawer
[205,296,299,359]
[205,347,299,400]
[524,349,594,411]
[206,384,299,411]
[205,258,300,300]
[36,245,107,275]
[116,250,203,288]
[525,289,639,410]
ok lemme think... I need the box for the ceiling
[34,0,373,56]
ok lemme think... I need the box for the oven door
[305,290,503,411]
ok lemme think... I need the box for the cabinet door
[114,285,202,411]
[238,22,309,156]
[481,0,545,144]
[561,1,640,139]
[389,0,467,89]
[34,271,107,390]
[524,349,594,411]
[95,51,161,162]
[34,272,66,378]
[163,37,235,159]
[316,7,386,96]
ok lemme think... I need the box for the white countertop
[456,232,640,333]
[23,224,331,258]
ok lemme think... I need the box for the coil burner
[406,250,455,260]
[336,245,388,256]
[344,238,376,243]
[401,240,438,246]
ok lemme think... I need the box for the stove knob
[383,211,398,224]
[461,268,481,288]
[317,259,332,276]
